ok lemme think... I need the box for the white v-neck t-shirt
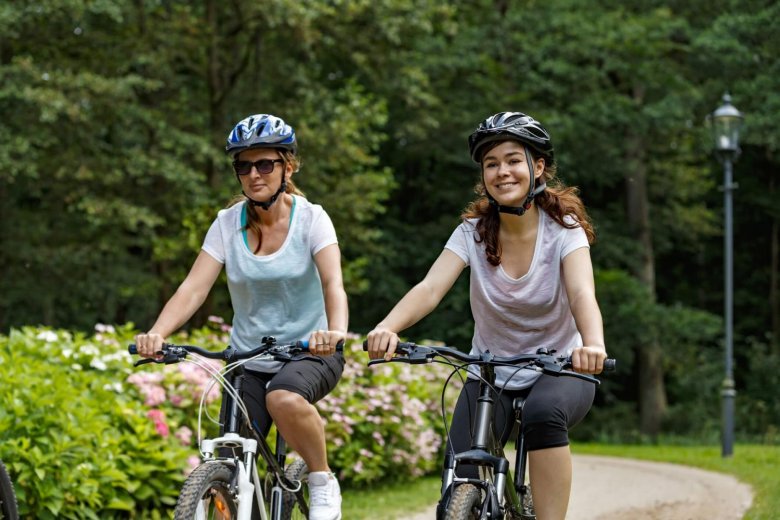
[444,209,589,389]
[202,196,337,371]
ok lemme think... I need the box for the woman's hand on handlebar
[308,329,345,356]
[134,332,165,359]
[570,345,608,374]
[365,327,400,361]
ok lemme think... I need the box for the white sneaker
[308,471,342,520]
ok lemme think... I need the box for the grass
[342,443,779,519]
[342,475,441,519]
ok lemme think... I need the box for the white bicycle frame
[187,351,302,520]
[197,433,264,519]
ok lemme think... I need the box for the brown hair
[462,142,595,266]
[229,149,305,254]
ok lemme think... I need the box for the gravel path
[399,454,753,519]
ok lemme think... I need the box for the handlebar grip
[128,344,138,355]
[361,340,415,352]
[299,340,344,352]
[603,358,616,372]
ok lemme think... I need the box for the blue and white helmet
[225,114,297,158]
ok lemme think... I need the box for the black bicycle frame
[441,363,525,518]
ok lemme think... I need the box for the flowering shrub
[0,324,195,519]
[0,321,462,518]
[319,336,461,484]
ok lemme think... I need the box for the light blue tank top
[202,196,337,371]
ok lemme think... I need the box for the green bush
[0,323,460,517]
[0,325,194,519]
[319,338,460,484]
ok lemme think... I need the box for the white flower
[79,344,100,356]
[94,323,116,333]
[90,358,107,371]
[103,382,123,392]
[36,331,58,342]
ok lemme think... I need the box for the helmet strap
[238,176,288,211]
[487,182,547,216]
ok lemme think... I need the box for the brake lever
[534,357,601,385]
[560,369,601,385]
[134,350,185,367]
[367,354,432,367]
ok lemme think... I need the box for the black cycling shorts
[219,353,345,438]
[447,374,595,478]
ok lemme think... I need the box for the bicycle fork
[442,381,514,517]
[201,433,264,519]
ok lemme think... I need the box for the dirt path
[400,454,753,519]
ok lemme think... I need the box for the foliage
[0,0,778,447]
[0,323,460,517]
[0,325,193,519]
[319,339,459,484]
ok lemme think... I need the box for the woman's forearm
[323,282,349,334]
[569,292,605,349]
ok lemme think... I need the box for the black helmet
[468,111,554,164]
[225,114,297,158]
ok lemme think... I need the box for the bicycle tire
[519,484,535,520]
[0,459,18,520]
[174,462,238,520]
[280,458,309,520]
[444,484,482,520]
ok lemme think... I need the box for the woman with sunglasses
[135,113,347,520]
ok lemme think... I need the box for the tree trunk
[206,0,221,189]
[625,85,667,437]
[771,176,779,353]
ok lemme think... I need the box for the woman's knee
[266,389,307,415]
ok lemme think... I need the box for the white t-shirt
[444,209,589,389]
[202,195,337,371]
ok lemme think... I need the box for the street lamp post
[710,92,744,458]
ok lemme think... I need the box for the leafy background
[1,0,779,517]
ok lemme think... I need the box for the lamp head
[710,92,744,156]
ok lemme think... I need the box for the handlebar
[362,341,615,384]
[129,336,344,367]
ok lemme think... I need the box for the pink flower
[175,426,193,446]
[147,409,170,438]
[143,385,166,407]
[185,455,201,476]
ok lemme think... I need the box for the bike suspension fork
[441,451,455,495]
[513,400,530,499]
[269,430,287,518]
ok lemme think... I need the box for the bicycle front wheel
[0,459,18,520]
[519,484,535,520]
[174,462,238,520]
[280,458,309,520]
[444,483,482,520]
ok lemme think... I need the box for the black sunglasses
[232,158,284,176]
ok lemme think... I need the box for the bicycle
[129,336,342,520]
[365,341,615,520]
[0,457,18,520]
